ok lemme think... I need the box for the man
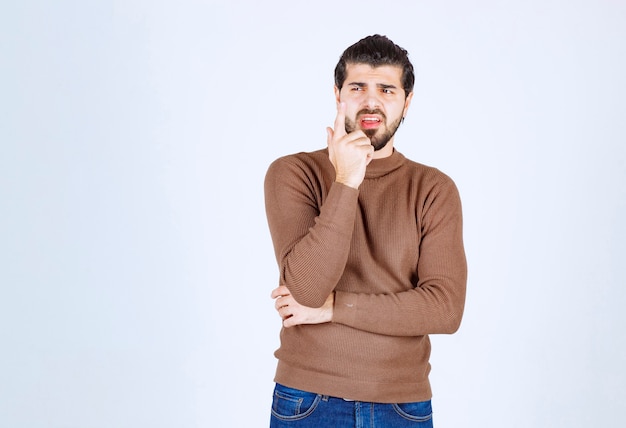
[264,34,467,427]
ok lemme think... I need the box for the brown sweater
[264,148,467,403]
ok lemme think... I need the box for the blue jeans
[270,383,433,427]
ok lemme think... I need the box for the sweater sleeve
[332,177,467,336]
[264,156,359,308]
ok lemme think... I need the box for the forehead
[344,63,403,85]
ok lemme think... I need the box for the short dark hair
[334,34,415,97]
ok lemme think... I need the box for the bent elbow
[441,309,464,334]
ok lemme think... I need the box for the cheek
[340,90,363,107]
[343,116,356,132]
[342,103,359,120]
[389,103,407,119]
[346,107,359,120]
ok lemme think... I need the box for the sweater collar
[364,149,406,179]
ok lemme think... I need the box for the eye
[382,88,394,95]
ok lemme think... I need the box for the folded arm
[270,178,467,337]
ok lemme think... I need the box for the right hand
[271,285,334,328]
[327,102,374,189]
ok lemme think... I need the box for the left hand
[271,285,334,328]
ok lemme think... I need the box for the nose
[364,88,381,110]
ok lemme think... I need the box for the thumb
[271,285,290,299]
[326,127,334,147]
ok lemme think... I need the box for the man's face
[335,63,413,155]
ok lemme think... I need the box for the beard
[344,109,403,151]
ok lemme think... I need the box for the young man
[264,35,467,427]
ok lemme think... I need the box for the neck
[372,140,395,159]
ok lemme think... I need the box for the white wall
[1,1,625,427]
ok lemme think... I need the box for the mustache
[357,109,386,119]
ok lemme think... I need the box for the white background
[2,1,625,427]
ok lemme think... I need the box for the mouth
[359,115,383,130]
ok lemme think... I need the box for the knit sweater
[264,148,467,403]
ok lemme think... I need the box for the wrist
[335,176,360,189]
[324,292,335,322]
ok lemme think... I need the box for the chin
[372,140,389,152]
[366,130,391,152]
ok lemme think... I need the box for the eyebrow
[347,82,399,90]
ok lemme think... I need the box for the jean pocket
[392,400,433,422]
[271,384,322,421]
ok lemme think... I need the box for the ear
[402,91,414,118]
[334,86,341,105]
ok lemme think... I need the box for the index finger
[332,102,347,138]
